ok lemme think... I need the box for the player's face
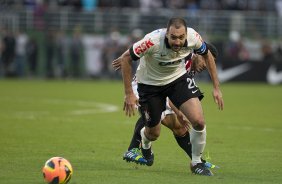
[166,26,187,52]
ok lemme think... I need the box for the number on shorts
[187,78,197,89]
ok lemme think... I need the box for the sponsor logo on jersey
[134,39,154,55]
[158,59,182,66]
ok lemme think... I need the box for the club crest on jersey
[134,39,154,55]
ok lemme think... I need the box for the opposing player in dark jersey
[113,17,224,176]
[113,43,219,170]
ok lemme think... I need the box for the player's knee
[147,131,160,141]
[172,126,187,137]
[146,128,160,141]
[192,118,205,131]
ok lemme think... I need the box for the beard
[171,44,183,52]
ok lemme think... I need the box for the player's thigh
[168,75,203,108]
[139,95,166,128]
[161,114,177,130]
[162,114,188,136]
[179,97,205,125]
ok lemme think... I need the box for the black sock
[141,147,152,159]
[174,132,192,159]
[128,117,145,150]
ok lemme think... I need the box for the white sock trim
[140,127,151,149]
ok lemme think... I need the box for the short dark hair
[167,17,187,32]
[206,43,218,59]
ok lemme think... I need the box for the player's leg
[122,117,148,165]
[122,78,150,165]
[127,78,144,151]
[127,117,145,150]
[161,98,193,159]
[161,114,192,159]
[179,98,213,176]
[138,88,166,166]
[179,98,205,162]
[162,113,219,169]
[169,74,212,176]
[140,123,161,166]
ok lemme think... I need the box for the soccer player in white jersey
[113,43,219,170]
[114,17,224,176]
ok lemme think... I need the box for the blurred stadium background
[0,0,282,84]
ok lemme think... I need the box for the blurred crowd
[0,26,143,79]
[0,0,281,80]
[1,0,281,14]
[1,26,281,80]
[222,30,282,64]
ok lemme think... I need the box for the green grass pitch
[0,79,281,184]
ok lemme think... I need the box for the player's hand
[176,112,191,131]
[191,55,206,73]
[112,57,121,71]
[123,93,139,117]
[212,88,224,110]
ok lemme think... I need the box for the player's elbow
[120,50,132,66]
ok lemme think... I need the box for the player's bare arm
[119,50,138,117]
[202,50,224,110]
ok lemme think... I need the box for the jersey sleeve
[129,34,155,61]
[188,28,208,55]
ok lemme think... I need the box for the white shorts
[132,79,174,121]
